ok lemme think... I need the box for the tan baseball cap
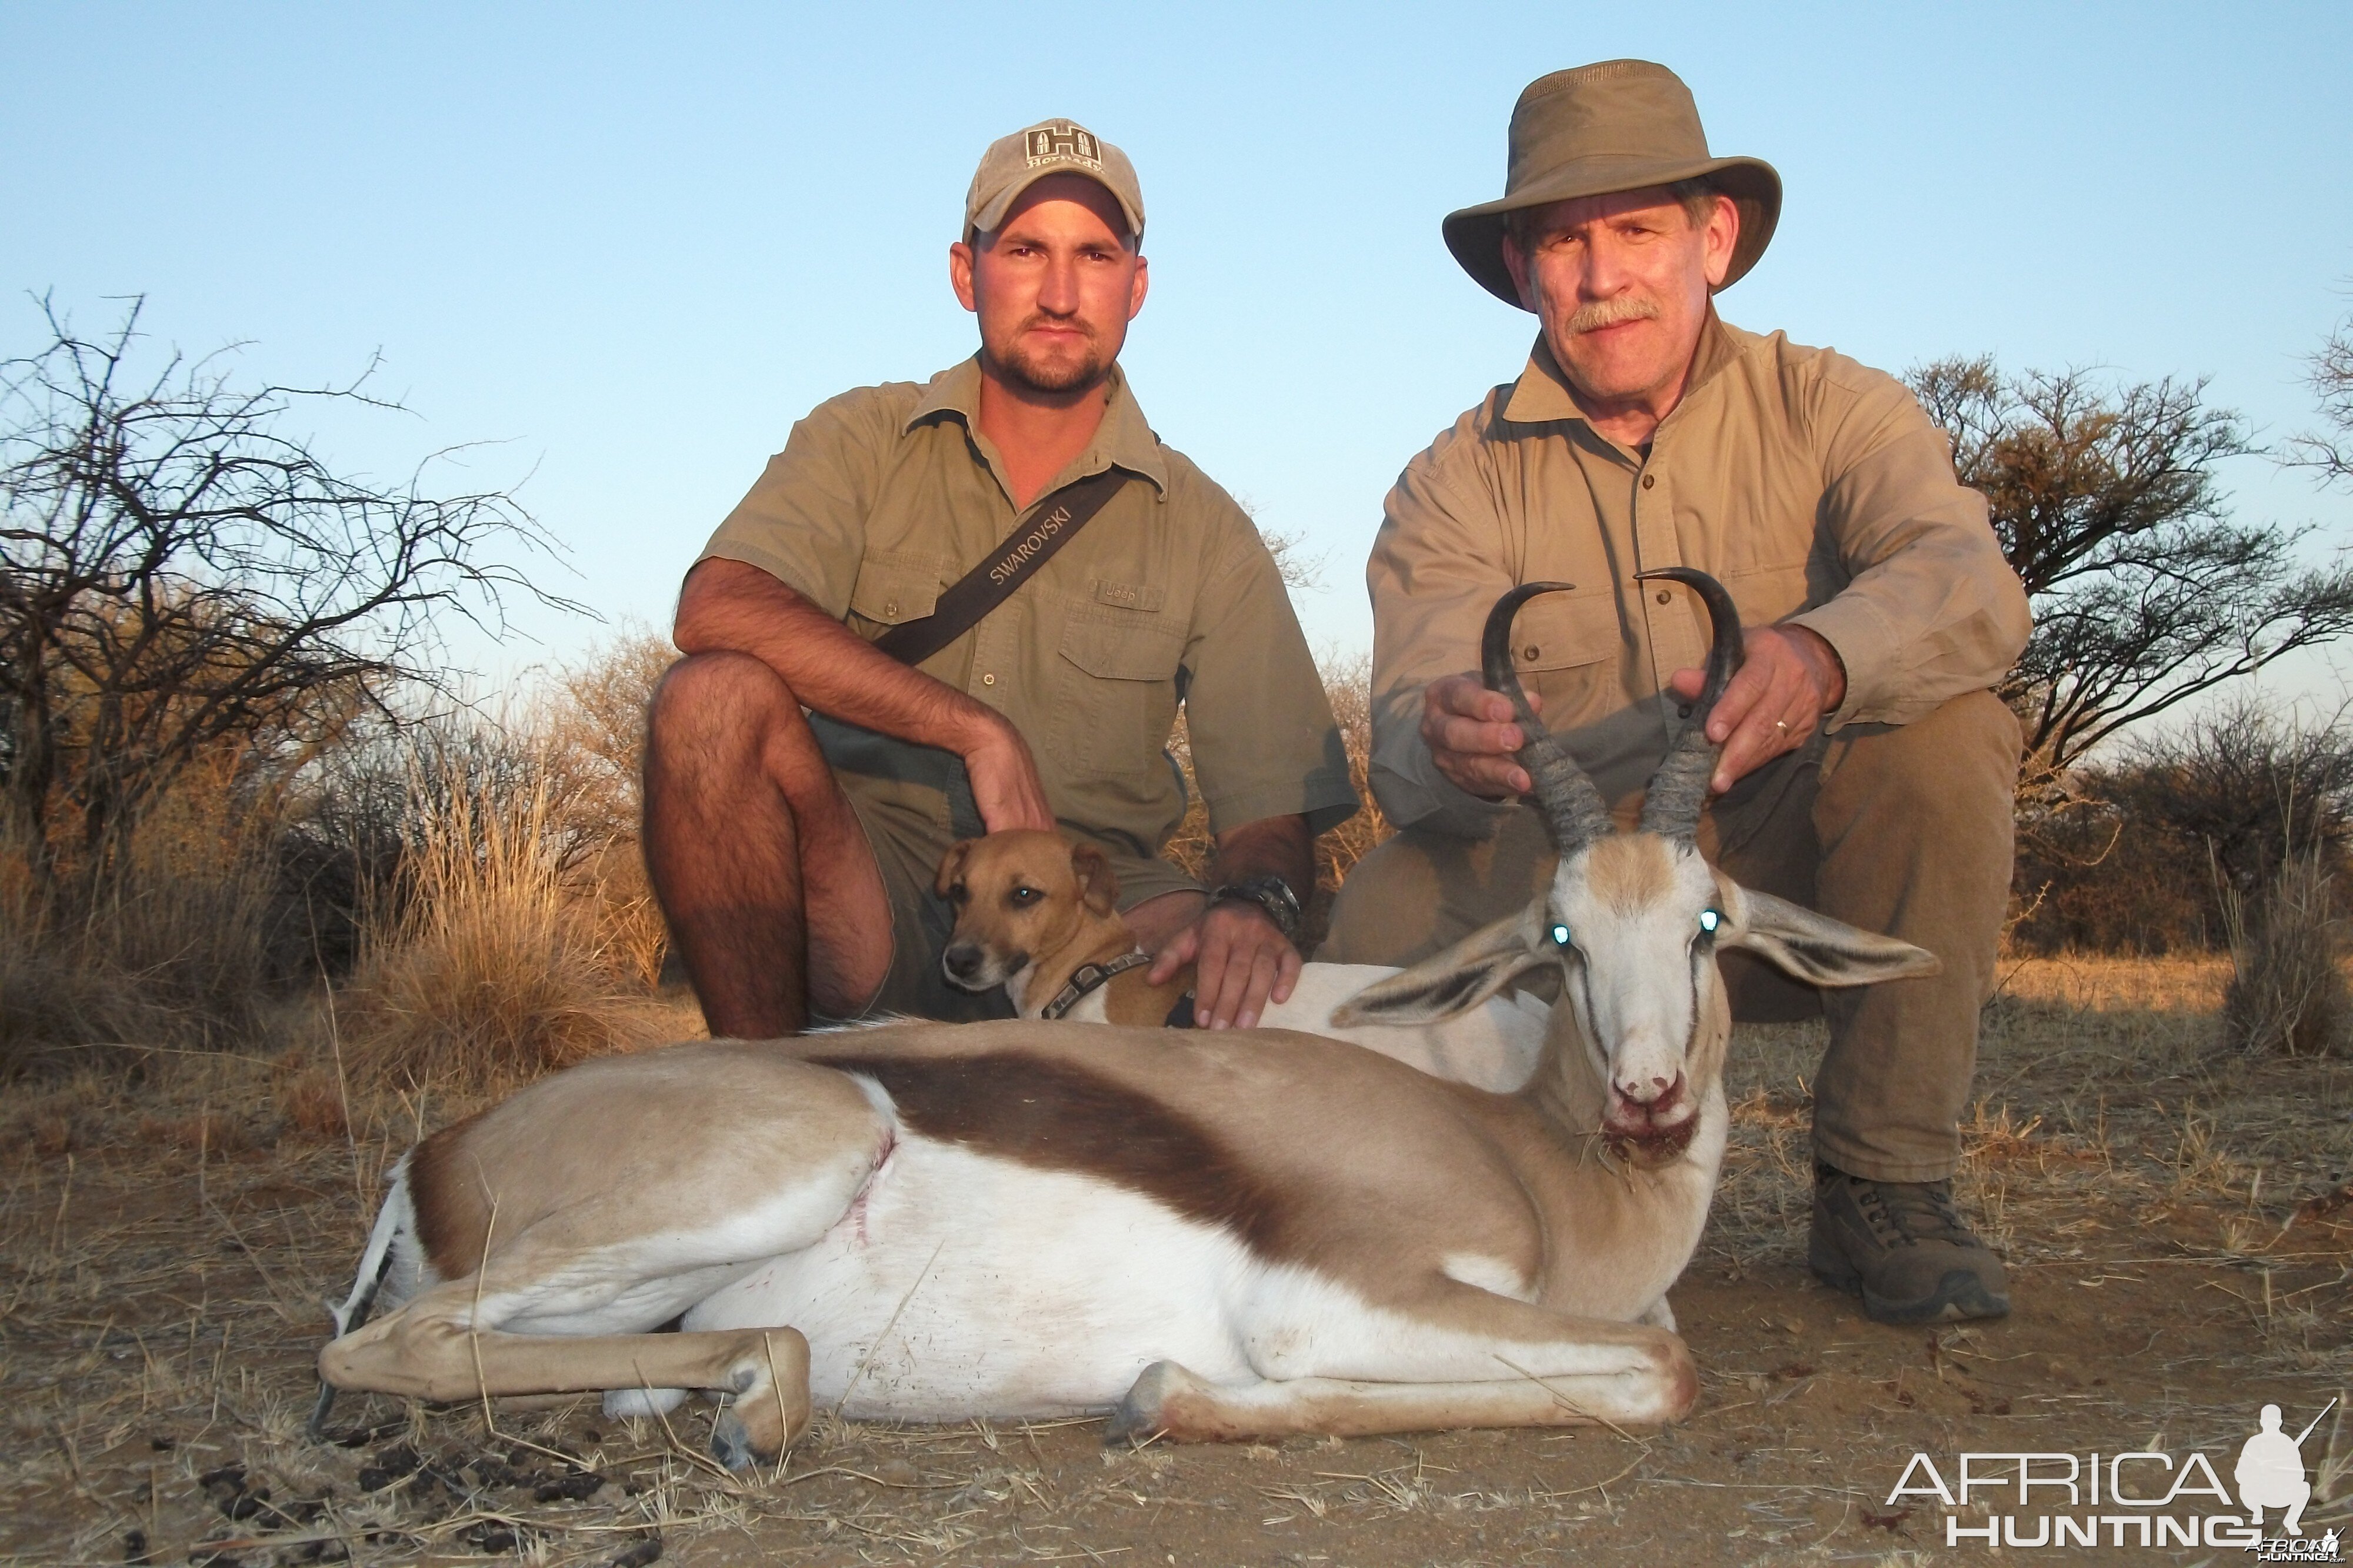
[965,119,1145,242]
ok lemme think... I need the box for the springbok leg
[1114,1280,1698,1443]
[321,1286,810,1467]
[1108,1349,1693,1443]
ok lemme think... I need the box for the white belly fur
[685,1135,1265,1419]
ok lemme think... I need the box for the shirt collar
[1499,308,1742,431]
[908,355,1170,496]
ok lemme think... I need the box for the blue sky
[5,1,2350,701]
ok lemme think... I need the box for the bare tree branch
[2284,307,2353,488]
[0,295,585,886]
[1907,356,2353,780]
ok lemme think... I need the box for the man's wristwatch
[1209,876,1303,939]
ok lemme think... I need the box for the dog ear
[1071,843,1121,916]
[934,838,979,898]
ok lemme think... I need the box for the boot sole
[1809,1253,2011,1325]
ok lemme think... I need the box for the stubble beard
[991,318,1111,396]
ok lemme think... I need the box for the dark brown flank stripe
[406,1113,492,1279]
[810,1050,1295,1256]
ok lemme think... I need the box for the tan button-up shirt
[1368,313,2031,836]
[700,358,1358,904]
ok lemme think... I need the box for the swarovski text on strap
[872,466,1130,668]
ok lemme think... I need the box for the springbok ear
[934,838,979,898]
[1071,843,1120,916]
[1330,907,1554,1027]
[1719,884,1942,987]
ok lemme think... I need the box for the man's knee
[649,651,794,747]
[1322,816,1549,967]
[1826,690,2021,822]
[1322,833,1445,966]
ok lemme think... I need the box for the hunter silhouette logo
[1025,123,1103,171]
[2238,1400,2333,1539]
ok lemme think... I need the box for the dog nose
[944,944,984,980]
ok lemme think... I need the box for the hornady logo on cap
[1026,124,1102,171]
[1881,1398,2341,1556]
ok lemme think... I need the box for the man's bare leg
[643,651,892,1036]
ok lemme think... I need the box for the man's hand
[1668,624,1846,795]
[962,716,1056,833]
[1420,673,1542,800]
[1145,899,1302,1030]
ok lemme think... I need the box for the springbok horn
[1481,582,1615,856]
[1632,567,1746,841]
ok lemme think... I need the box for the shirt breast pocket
[1058,612,1187,778]
[1507,595,1625,725]
[846,552,947,636]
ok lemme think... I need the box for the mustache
[1561,295,1660,335]
[1015,313,1096,340]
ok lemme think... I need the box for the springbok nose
[943,943,985,980]
[1615,1071,1687,1111]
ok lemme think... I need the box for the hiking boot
[1809,1163,2011,1325]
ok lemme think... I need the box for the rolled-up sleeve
[1364,415,1522,838]
[695,391,899,616]
[1182,518,1360,839]
[1786,368,2032,728]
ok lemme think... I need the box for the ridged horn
[1632,567,1745,841]
[1481,582,1615,856]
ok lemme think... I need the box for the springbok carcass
[315,569,1937,1465]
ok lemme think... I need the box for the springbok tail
[309,1155,413,1439]
[328,1153,412,1337]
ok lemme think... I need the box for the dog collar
[1039,951,1154,1020]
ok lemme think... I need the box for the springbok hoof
[710,1408,760,1471]
[706,1329,812,1469]
[1106,1360,1202,1445]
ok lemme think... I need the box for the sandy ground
[2,956,2348,1566]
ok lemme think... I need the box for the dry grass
[339,763,677,1097]
[2224,849,2352,1056]
[0,792,282,1080]
[1709,952,2353,1384]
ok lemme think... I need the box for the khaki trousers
[1321,691,2021,1183]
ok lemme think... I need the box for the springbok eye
[1549,923,1573,948]
[1698,908,1722,936]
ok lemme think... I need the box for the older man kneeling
[1322,60,2032,1326]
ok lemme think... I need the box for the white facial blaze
[1547,845,1720,1110]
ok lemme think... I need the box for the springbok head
[1336,569,1939,1166]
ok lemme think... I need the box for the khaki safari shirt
[1369,312,2031,837]
[699,358,1358,906]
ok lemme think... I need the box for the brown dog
[932,830,1549,1088]
[934,830,1192,1024]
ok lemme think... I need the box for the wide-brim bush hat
[1444,59,1782,309]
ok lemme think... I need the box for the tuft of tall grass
[0,794,279,1079]
[2221,845,2349,1057]
[342,761,665,1096]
